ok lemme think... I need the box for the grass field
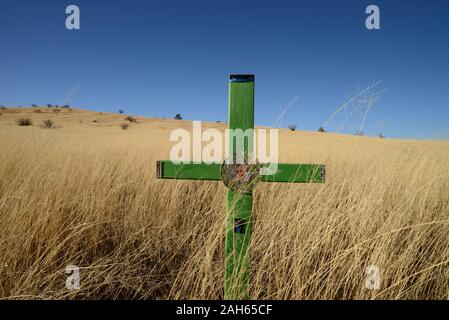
[0,107,448,299]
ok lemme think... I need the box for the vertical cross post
[224,74,255,299]
[155,74,325,300]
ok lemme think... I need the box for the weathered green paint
[156,160,221,180]
[225,190,252,300]
[224,75,255,300]
[261,163,325,183]
[155,74,326,300]
[228,79,254,157]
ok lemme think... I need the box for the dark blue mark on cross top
[229,74,255,83]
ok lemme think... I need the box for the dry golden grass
[0,108,448,299]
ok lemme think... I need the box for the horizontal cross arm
[156,160,222,181]
[260,163,325,183]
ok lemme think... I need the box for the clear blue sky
[1,0,448,139]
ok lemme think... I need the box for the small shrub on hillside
[318,127,326,133]
[125,116,137,123]
[42,119,54,129]
[17,118,32,126]
[31,104,38,107]
[34,109,42,113]
[118,109,124,114]
[174,114,183,120]
[288,124,297,131]
[121,123,130,130]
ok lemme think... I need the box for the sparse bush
[118,109,124,114]
[31,104,38,108]
[53,109,61,114]
[379,134,386,139]
[63,105,70,108]
[17,118,32,126]
[33,109,42,113]
[121,123,130,130]
[42,119,54,129]
[288,124,297,131]
[47,104,53,108]
[318,126,326,133]
[93,120,97,123]
[0,105,5,110]
[174,114,183,120]
[125,116,137,123]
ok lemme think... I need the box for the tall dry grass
[0,115,448,299]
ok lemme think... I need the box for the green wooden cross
[156,74,325,299]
